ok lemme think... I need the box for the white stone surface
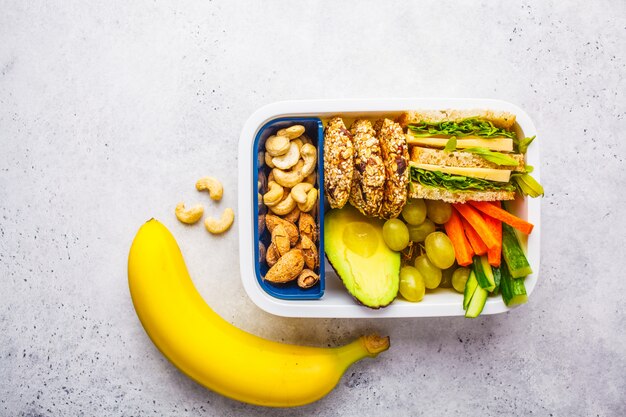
[1,1,625,415]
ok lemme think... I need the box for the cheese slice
[410,162,511,183]
[405,135,514,152]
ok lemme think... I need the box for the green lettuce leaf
[410,167,516,193]
[444,136,457,153]
[462,147,519,166]
[518,136,536,154]
[407,118,516,139]
[511,172,544,197]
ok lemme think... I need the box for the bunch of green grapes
[381,198,462,302]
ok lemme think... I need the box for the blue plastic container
[253,117,325,300]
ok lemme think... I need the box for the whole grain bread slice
[409,183,516,204]
[397,109,516,130]
[410,147,525,172]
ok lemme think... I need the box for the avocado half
[324,205,400,308]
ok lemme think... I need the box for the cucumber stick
[492,267,502,295]
[502,223,532,278]
[473,256,496,292]
[463,271,479,310]
[500,260,528,306]
[465,286,488,318]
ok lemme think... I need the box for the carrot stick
[460,217,488,256]
[453,203,499,250]
[444,208,474,266]
[469,201,534,235]
[483,215,502,267]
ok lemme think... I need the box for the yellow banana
[127,219,389,407]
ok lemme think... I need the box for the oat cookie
[323,117,354,209]
[374,118,409,219]
[348,119,385,217]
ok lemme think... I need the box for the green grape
[399,266,426,302]
[401,199,427,225]
[382,219,410,251]
[424,231,456,269]
[440,264,456,288]
[407,219,436,242]
[452,267,471,293]
[426,200,452,224]
[414,254,442,289]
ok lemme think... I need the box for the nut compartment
[253,117,325,300]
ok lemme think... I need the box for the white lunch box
[238,98,540,318]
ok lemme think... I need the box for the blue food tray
[253,117,325,300]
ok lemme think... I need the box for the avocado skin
[324,205,400,309]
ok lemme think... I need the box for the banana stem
[335,334,390,369]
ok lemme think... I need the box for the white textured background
[1,1,625,416]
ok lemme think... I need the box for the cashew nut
[266,242,280,267]
[265,135,290,156]
[273,164,306,188]
[291,183,314,204]
[175,202,204,224]
[292,138,303,152]
[297,189,318,213]
[297,269,319,289]
[204,208,234,234]
[270,193,297,216]
[304,171,317,186]
[277,125,305,139]
[196,177,223,201]
[263,181,284,207]
[300,144,317,177]
[264,151,275,168]
[271,142,300,170]
[271,224,290,257]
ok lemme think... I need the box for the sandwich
[397,109,543,203]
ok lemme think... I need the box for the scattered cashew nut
[271,142,300,170]
[265,135,290,156]
[264,151,275,168]
[300,144,317,177]
[292,138,303,152]
[204,208,234,234]
[270,193,296,216]
[291,183,314,204]
[297,269,319,289]
[277,125,305,139]
[263,181,284,207]
[196,177,223,201]
[297,188,318,212]
[175,202,204,224]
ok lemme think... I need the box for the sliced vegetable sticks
[453,203,499,250]
[444,208,474,266]
[483,208,502,267]
[461,217,488,256]
[469,201,534,235]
